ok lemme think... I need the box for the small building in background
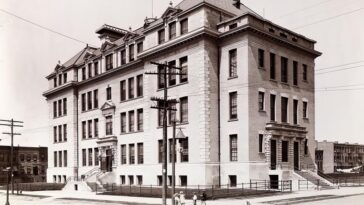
[316,141,364,174]
[0,146,48,184]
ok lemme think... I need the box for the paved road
[298,193,364,205]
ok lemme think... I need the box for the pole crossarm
[0,124,23,127]
[150,61,183,71]
[2,132,21,135]
[150,106,177,111]
[0,119,24,123]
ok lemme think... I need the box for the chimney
[233,0,241,9]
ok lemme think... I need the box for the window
[158,101,164,127]
[64,150,67,167]
[293,61,298,86]
[121,50,126,65]
[81,93,86,112]
[20,154,24,162]
[230,135,238,161]
[128,78,135,99]
[259,134,263,153]
[88,148,93,166]
[158,29,165,44]
[54,78,57,88]
[137,42,143,53]
[53,126,57,143]
[137,75,143,97]
[105,116,113,135]
[304,139,308,155]
[94,61,99,76]
[129,110,135,132]
[137,143,144,164]
[58,99,62,116]
[282,141,289,162]
[270,53,276,80]
[229,49,237,77]
[129,44,135,62]
[121,175,126,184]
[26,154,31,162]
[180,138,189,162]
[58,73,62,85]
[63,124,67,141]
[106,87,112,101]
[303,64,308,81]
[137,109,143,131]
[258,92,265,111]
[158,140,163,163]
[180,97,188,123]
[270,94,276,121]
[129,144,135,164]
[63,73,67,84]
[169,22,176,39]
[63,98,67,115]
[88,63,92,78]
[180,57,188,83]
[293,99,298,124]
[229,23,237,29]
[281,97,288,123]
[82,67,86,80]
[120,112,126,133]
[54,151,57,167]
[168,102,176,125]
[88,120,93,138]
[137,175,143,185]
[53,101,57,117]
[303,101,308,119]
[229,175,237,187]
[158,65,165,89]
[281,57,288,83]
[58,151,62,167]
[180,19,188,35]
[82,149,86,166]
[93,90,98,108]
[168,60,176,86]
[33,154,38,162]
[129,175,134,185]
[82,121,86,139]
[121,145,126,164]
[58,125,62,142]
[180,176,187,187]
[229,92,238,120]
[258,49,265,68]
[105,54,113,70]
[87,91,92,110]
[95,148,99,166]
[120,80,126,101]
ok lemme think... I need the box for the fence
[95,180,291,199]
[0,183,65,192]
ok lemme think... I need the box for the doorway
[269,175,279,189]
[270,140,277,170]
[294,142,299,170]
[106,149,113,172]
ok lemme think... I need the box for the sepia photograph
[0,0,364,204]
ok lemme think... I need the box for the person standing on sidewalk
[193,192,198,205]
[174,193,181,205]
[200,191,207,205]
[179,191,186,205]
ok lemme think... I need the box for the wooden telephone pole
[145,61,185,205]
[0,119,23,195]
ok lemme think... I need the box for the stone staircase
[295,169,335,189]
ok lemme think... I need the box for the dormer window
[63,73,67,84]
[158,29,165,44]
[268,28,275,33]
[105,54,113,70]
[137,42,143,53]
[58,74,62,86]
[121,50,126,65]
[180,19,188,35]
[280,32,288,38]
[54,78,57,87]
[129,44,135,62]
[169,22,176,40]
[82,67,86,80]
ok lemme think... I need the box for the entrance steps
[62,180,92,192]
[295,169,336,189]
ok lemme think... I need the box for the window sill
[259,110,266,113]
[120,130,144,135]
[258,152,264,154]
[228,76,238,80]
[157,122,189,128]
[302,117,309,121]
[302,80,308,83]
[269,79,278,83]
[228,118,238,122]
[53,141,68,144]
[120,96,143,103]
[81,108,99,113]
[258,67,265,70]
[157,81,189,91]
[292,85,299,89]
[53,114,67,119]
[281,82,290,86]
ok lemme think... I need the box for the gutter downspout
[217,42,222,187]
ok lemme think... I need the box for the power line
[316,60,364,71]
[316,64,364,75]
[293,7,364,30]
[0,8,93,46]
[272,0,336,20]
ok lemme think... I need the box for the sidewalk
[1,187,364,205]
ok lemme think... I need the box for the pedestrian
[179,191,186,205]
[174,193,180,205]
[200,191,207,205]
[193,192,198,205]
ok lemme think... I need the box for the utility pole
[0,119,23,195]
[146,61,185,205]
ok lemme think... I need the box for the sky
[0,0,363,147]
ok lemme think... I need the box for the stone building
[0,146,48,183]
[43,0,321,187]
[316,141,364,174]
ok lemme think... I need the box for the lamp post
[3,167,11,205]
